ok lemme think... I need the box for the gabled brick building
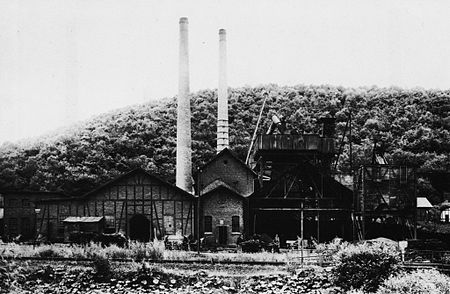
[199,148,256,246]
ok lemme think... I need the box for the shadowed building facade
[2,169,196,242]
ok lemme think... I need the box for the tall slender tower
[176,17,192,192]
[217,29,229,153]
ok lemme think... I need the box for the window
[399,166,408,184]
[204,216,212,233]
[22,199,31,207]
[105,215,115,228]
[8,199,18,207]
[21,217,31,236]
[8,218,18,236]
[232,216,240,232]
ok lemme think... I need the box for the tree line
[0,84,448,197]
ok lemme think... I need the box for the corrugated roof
[417,197,433,208]
[63,216,104,223]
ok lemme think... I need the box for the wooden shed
[63,216,105,242]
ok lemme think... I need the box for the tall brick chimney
[176,17,192,192]
[217,29,229,153]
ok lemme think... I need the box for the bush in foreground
[0,260,23,293]
[315,237,350,263]
[332,242,400,292]
[377,269,450,294]
[129,240,165,261]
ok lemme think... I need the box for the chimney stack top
[179,17,188,24]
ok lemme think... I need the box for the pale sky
[1,0,450,143]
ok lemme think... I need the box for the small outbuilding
[441,208,450,223]
[417,197,433,221]
[63,216,105,242]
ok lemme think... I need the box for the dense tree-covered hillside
[0,84,449,196]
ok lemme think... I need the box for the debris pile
[14,264,345,294]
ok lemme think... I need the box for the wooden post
[413,168,417,239]
[317,210,320,243]
[361,167,366,240]
[196,168,201,254]
[300,201,304,266]
[349,110,353,171]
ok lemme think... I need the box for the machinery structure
[353,164,417,241]
[248,118,353,245]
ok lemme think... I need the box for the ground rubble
[11,263,344,294]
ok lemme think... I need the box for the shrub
[150,239,165,260]
[92,255,112,281]
[332,242,400,292]
[103,244,129,259]
[315,237,350,263]
[0,260,27,293]
[241,240,262,253]
[129,240,165,261]
[84,242,106,259]
[377,269,450,294]
[36,246,66,258]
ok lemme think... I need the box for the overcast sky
[1,0,449,143]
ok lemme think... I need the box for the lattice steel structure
[353,165,417,241]
[248,132,353,245]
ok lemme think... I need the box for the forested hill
[0,84,449,196]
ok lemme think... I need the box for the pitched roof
[201,148,256,175]
[80,168,194,199]
[38,168,195,203]
[0,191,67,197]
[201,181,245,198]
[201,179,243,197]
[417,197,433,208]
[63,216,104,223]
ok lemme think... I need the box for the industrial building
[0,17,418,246]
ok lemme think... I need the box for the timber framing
[33,168,196,241]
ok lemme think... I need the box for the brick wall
[200,151,254,197]
[201,188,243,246]
[2,192,63,240]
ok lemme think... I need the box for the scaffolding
[248,133,353,244]
[354,164,417,241]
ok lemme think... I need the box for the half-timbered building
[2,168,196,242]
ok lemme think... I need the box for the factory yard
[3,240,450,294]
[0,242,337,293]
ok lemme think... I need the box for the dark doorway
[218,226,228,245]
[129,214,151,242]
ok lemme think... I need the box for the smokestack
[217,29,229,153]
[176,17,192,192]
